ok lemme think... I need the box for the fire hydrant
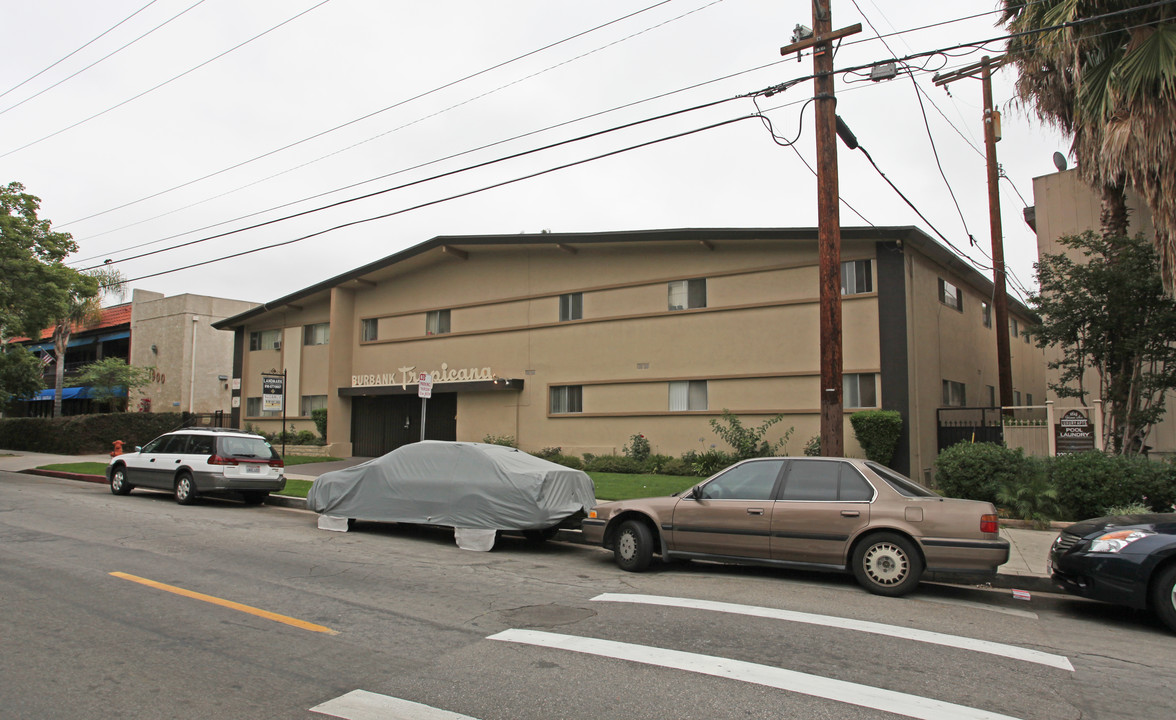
[111,440,125,457]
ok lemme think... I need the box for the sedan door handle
[149,458,156,463]
[747,508,764,516]
[841,510,860,517]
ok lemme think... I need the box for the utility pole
[780,3,860,457]
[933,55,1013,413]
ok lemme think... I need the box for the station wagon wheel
[1151,564,1176,634]
[614,519,654,572]
[174,472,198,505]
[109,466,133,496]
[852,532,922,597]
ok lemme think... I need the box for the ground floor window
[301,394,327,416]
[550,385,583,414]
[246,397,281,417]
[942,380,967,407]
[843,373,877,408]
[668,380,707,411]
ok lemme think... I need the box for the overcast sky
[2,0,1069,307]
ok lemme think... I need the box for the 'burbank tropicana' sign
[352,363,494,388]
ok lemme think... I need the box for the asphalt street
[2,469,1173,719]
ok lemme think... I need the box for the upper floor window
[303,323,329,346]
[1013,390,1023,405]
[938,278,963,312]
[841,259,873,295]
[668,278,706,311]
[559,292,583,322]
[550,385,583,414]
[987,385,996,407]
[942,379,967,407]
[361,318,378,342]
[981,301,992,328]
[426,309,451,335]
[669,380,707,411]
[249,329,282,351]
[843,373,877,408]
[1009,317,1019,338]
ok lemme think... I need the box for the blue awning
[26,386,127,401]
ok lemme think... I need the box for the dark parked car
[582,456,1009,596]
[1049,513,1176,633]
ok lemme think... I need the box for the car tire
[614,519,654,573]
[852,532,923,597]
[1151,564,1176,633]
[174,472,198,505]
[241,491,269,505]
[109,466,133,496]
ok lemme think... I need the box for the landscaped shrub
[659,456,695,476]
[532,446,563,460]
[709,411,794,460]
[996,461,1058,528]
[583,454,645,473]
[0,412,187,454]
[1047,451,1172,520]
[623,433,651,462]
[311,408,328,440]
[689,449,736,477]
[547,454,583,470]
[849,410,903,466]
[482,434,517,448]
[934,442,1034,507]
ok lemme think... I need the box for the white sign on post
[262,375,284,412]
[417,372,433,398]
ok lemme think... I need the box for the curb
[21,469,106,484]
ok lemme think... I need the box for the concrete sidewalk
[1,449,1061,594]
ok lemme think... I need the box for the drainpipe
[189,317,198,414]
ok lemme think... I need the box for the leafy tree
[0,182,79,340]
[1029,231,1176,453]
[1002,2,1176,287]
[0,345,44,412]
[708,410,794,461]
[70,357,153,411]
[48,267,125,418]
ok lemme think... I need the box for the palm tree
[1001,1,1176,282]
[50,268,125,417]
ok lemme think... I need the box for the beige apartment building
[213,227,1044,479]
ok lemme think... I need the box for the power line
[0,0,337,161]
[0,0,162,102]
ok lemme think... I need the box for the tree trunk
[52,326,70,418]
[1100,181,1129,240]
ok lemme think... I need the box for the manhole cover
[496,604,595,628]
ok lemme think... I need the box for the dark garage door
[350,393,457,457]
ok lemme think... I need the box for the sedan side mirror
[690,485,704,500]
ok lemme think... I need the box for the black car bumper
[1050,551,1150,610]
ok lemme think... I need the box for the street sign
[418,372,433,399]
[262,375,285,412]
[1055,409,1094,455]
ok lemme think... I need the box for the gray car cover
[307,441,595,531]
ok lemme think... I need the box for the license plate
[244,465,261,474]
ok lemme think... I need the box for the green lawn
[39,455,342,478]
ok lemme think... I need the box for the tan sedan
[580,457,1008,596]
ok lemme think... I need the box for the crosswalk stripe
[310,689,480,720]
[490,629,1026,720]
[592,592,1073,671]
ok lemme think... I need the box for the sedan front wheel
[1152,564,1176,634]
[614,519,654,573]
[852,532,922,597]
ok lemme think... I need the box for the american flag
[41,351,54,368]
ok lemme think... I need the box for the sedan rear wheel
[109,466,133,495]
[614,519,654,573]
[174,472,198,505]
[1152,564,1176,633]
[852,532,922,597]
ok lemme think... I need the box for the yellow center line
[110,571,337,635]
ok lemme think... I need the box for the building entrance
[350,393,457,457]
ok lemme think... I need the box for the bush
[660,456,696,476]
[0,413,188,454]
[709,410,793,460]
[547,454,583,470]
[689,449,736,477]
[849,410,903,466]
[934,442,1034,507]
[643,453,673,474]
[482,434,517,448]
[996,462,1058,529]
[583,454,645,473]
[311,408,328,440]
[533,446,563,460]
[1047,451,1172,520]
[623,433,651,462]
[803,435,820,457]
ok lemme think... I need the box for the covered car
[307,441,595,550]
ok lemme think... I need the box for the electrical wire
[0,0,161,102]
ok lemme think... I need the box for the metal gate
[937,407,1003,452]
[350,393,457,457]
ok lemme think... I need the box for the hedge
[0,413,192,454]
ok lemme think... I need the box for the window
[867,462,937,497]
[1024,328,1031,344]
[700,459,783,501]
[938,278,963,311]
[843,373,877,408]
[981,301,992,328]
[559,292,583,322]
[1027,393,1034,406]
[425,309,451,335]
[987,385,996,407]
[668,278,706,311]
[549,385,582,414]
[779,460,875,502]
[301,395,327,416]
[246,397,280,417]
[249,328,282,351]
[361,318,378,342]
[188,435,215,455]
[840,259,873,295]
[1009,317,1019,338]
[942,379,966,407]
[1014,390,1022,405]
[303,323,329,346]
[669,380,708,411]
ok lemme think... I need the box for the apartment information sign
[1055,409,1094,455]
[262,375,285,412]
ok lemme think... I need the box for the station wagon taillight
[268,457,284,468]
[207,454,238,466]
[981,514,999,534]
